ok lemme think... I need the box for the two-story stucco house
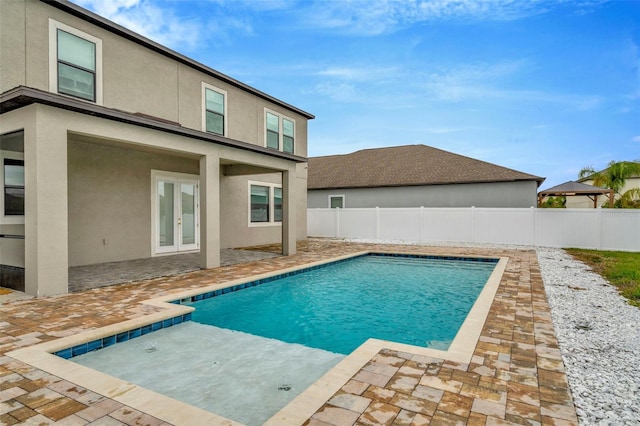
[0,0,313,297]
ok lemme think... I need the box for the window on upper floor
[1,153,24,218]
[49,19,103,103]
[249,182,283,225]
[265,109,295,154]
[202,83,227,136]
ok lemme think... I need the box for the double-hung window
[49,20,102,103]
[202,83,227,136]
[265,109,295,154]
[1,153,24,219]
[266,112,280,150]
[249,182,282,225]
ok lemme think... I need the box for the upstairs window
[2,155,24,217]
[266,112,279,150]
[57,30,96,101]
[49,20,102,104]
[265,109,295,154]
[203,84,227,136]
[283,119,294,154]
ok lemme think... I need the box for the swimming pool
[12,250,506,426]
[188,253,497,354]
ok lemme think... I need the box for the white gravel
[536,247,640,425]
[345,239,640,425]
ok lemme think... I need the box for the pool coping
[7,250,507,426]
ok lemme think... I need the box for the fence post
[335,207,340,238]
[471,206,476,243]
[420,206,425,242]
[375,207,380,239]
[596,207,602,250]
[531,206,536,246]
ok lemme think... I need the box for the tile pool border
[7,251,507,426]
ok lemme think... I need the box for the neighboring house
[566,162,640,208]
[0,0,313,296]
[307,145,544,209]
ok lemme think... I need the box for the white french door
[153,172,199,254]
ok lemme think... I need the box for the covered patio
[68,248,281,293]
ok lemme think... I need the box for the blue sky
[73,0,639,189]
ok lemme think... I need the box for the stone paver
[0,240,578,425]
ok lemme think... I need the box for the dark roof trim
[0,86,307,163]
[42,0,314,120]
[310,179,542,191]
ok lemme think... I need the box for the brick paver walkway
[0,240,578,425]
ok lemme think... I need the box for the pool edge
[264,255,508,425]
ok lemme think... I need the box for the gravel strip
[537,247,640,425]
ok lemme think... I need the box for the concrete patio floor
[68,249,281,292]
[0,239,578,425]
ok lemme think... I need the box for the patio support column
[281,167,296,256]
[24,105,68,296]
[199,154,220,268]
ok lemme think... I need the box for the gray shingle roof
[307,145,544,190]
[538,181,609,194]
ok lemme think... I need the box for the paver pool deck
[0,240,578,425]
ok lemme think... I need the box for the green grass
[566,248,640,307]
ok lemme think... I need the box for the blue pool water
[190,254,496,354]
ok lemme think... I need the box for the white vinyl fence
[308,207,640,252]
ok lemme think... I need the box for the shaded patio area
[68,249,281,292]
[0,239,578,425]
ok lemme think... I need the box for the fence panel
[422,208,473,242]
[337,208,377,239]
[379,208,421,241]
[474,208,534,245]
[308,208,640,251]
[534,209,600,249]
[307,209,337,237]
[600,209,640,251]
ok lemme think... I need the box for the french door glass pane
[181,183,196,245]
[158,181,174,247]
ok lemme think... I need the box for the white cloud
[632,136,640,143]
[421,61,603,110]
[425,127,465,134]
[296,0,557,36]
[72,0,257,51]
[310,81,358,102]
[316,66,399,81]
